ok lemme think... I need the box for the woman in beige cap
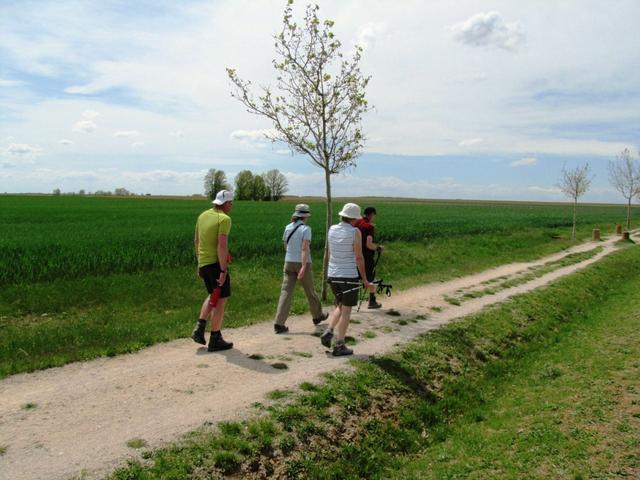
[273,204,328,334]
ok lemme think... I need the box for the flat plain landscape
[1,195,639,480]
[1,194,638,377]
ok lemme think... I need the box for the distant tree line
[52,188,151,197]
[203,168,288,201]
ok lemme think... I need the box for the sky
[1,0,639,202]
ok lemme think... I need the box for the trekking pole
[371,235,384,279]
[327,280,363,295]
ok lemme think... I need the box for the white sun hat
[338,202,361,219]
[212,190,234,205]
[293,203,311,218]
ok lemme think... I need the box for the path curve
[0,233,637,480]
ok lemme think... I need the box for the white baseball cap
[212,190,234,205]
[338,203,361,219]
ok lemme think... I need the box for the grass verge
[107,243,640,479]
[450,245,604,304]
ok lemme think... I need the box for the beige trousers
[274,262,323,325]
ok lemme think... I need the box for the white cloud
[471,72,488,82]
[526,185,559,194]
[114,130,140,138]
[356,21,386,50]
[122,169,204,183]
[458,138,484,147]
[230,129,280,145]
[5,143,42,157]
[72,120,97,133]
[169,129,183,138]
[131,141,145,148]
[82,109,100,119]
[282,170,568,201]
[510,157,538,167]
[0,77,25,87]
[58,139,74,145]
[451,12,525,52]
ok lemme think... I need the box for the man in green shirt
[192,190,234,351]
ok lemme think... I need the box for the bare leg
[210,298,227,332]
[199,295,213,320]
[327,305,341,330]
[335,305,352,341]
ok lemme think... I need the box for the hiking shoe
[320,329,334,348]
[312,311,329,325]
[274,324,289,334]
[368,301,382,309]
[208,336,233,352]
[332,343,353,357]
[191,326,206,345]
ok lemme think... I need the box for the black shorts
[199,263,231,298]
[361,255,375,282]
[328,277,360,307]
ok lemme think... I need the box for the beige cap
[293,203,311,217]
[338,203,361,219]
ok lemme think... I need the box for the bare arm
[217,235,229,270]
[297,239,310,279]
[300,239,310,265]
[217,234,229,285]
[194,227,200,277]
[365,235,376,251]
[366,234,384,253]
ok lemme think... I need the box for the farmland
[1,195,637,285]
[1,195,638,378]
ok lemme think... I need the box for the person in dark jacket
[354,206,384,308]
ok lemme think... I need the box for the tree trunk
[320,168,332,301]
[627,197,632,231]
[572,199,577,241]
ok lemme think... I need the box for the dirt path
[0,233,636,480]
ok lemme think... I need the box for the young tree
[262,169,288,201]
[557,163,592,241]
[609,147,640,231]
[52,188,61,196]
[251,174,268,201]
[227,2,371,298]
[234,170,255,200]
[204,169,230,201]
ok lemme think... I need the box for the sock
[369,293,376,303]
[211,330,222,339]
[197,319,206,330]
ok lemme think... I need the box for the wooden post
[592,229,601,241]
[616,224,622,235]
[622,231,630,241]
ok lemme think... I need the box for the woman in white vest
[320,203,372,356]
[273,204,328,334]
